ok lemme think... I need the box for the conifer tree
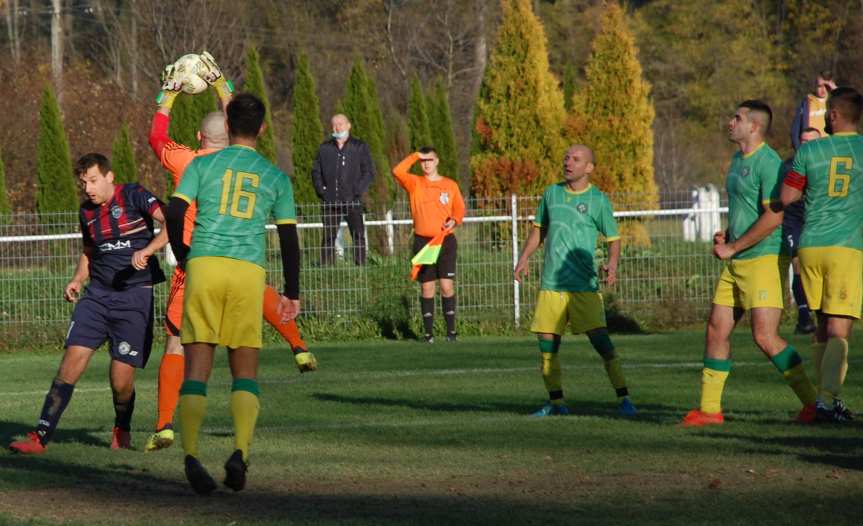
[407,76,432,151]
[36,85,77,216]
[111,122,137,184]
[0,148,11,216]
[291,52,324,206]
[562,63,576,112]
[243,45,278,163]
[427,78,459,183]
[568,2,656,207]
[339,59,391,208]
[471,0,566,198]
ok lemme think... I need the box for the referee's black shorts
[412,233,457,283]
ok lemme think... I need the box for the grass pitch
[1,330,862,525]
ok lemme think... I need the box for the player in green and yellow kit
[682,100,818,427]
[782,86,863,422]
[514,144,636,418]
[165,93,301,494]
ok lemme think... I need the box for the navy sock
[442,295,456,335]
[113,390,136,431]
[792,273,811,325]
[420,297,435,336]
[35,378,75,445]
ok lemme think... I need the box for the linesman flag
[410,228,453,280]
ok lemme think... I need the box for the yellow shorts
[712,254,787,310]
[799,247,862,319]
[181,256,266,348]
[530,290,606,335]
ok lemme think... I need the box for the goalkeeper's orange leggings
[262,286,307,351]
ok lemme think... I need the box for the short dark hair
[226,93,266,139]
[418,146,438,157]
[827,86,863,124]
[75,153,111,177]
[738,99,773,133]
[818,70,834,81]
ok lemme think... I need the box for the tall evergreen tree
[562,63,576,112]
[36,85,77,216]
[291,52,324,206]
[427,78,459,183]
[568,2,656,205]
[243,45,278,164]
[407,76,432,151]
[471,0,566,198]
[0,148,11,216]
[339,59,391,208]
[111,122,138,184]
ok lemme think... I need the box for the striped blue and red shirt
[79,183,166,289]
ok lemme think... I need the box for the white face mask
[332,130,349,140]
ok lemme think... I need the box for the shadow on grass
[311,393,683,423]
[698,431,863,471]
[0,421,105,449]
[0,453,577,526]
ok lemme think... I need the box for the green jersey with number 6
[790,132,863,250]
[174,144,297,267]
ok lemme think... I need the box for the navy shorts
[65,285,154,368]
[413,234,457,283]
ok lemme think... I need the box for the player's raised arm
[392,152,420,191]
[199,51,234,110]
[150,66,182,157]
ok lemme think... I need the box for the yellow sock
[820,338,849,403]
[700,367,730,415]
[178,380,208,458]
[769,346,817,406]
[231,379,260,462]
[603,357,628,394]
[812,342,826,390]
[540,351,563,400]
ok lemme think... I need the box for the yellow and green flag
[410,228,452,280]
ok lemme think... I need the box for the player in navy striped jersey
[9,153,168,454]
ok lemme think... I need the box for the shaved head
[199,112,228,148]
[567,144,594,164]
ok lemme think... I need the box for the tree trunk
[5,0,21,64]
[130,0,138,97]
[51,0,63,102]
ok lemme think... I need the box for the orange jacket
[392,153,465,237]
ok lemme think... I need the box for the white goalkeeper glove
[294,351,318,373]
[198,51,234,102]
[156,64,183,109]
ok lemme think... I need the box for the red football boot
[680,409,725,427]
[9,432,47,455]
[111,427,132,450]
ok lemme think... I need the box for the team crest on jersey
[439,192,449,205]
[111,205,123,219]
[741,168,750,178]
[576,203,588,214]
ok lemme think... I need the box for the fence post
[511,193,520,328]
[385,209,394,255]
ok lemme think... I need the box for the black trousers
[320,202,366,265]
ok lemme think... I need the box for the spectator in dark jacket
[790,71,835,149]
[311,114,375,265]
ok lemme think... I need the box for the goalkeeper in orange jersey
[145,52,316,453]
[392,147,465,343]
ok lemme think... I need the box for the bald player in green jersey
[166,93,301,495]
[782,86,863,423]
[682,100,818,427]
[514,144,636,418]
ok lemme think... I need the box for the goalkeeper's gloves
[199,51,234,102]
[156,64,182,109]
[293,350,318,373]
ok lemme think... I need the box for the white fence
[0,191,727,343]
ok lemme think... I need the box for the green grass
[1,331,862,525]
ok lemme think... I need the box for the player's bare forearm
[780,183,803,208]
[726,204,783,257]
[607,238,621,271]
[514,226,542,281]
[71,251,90,284]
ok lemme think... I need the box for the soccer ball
[172,54,209,95]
